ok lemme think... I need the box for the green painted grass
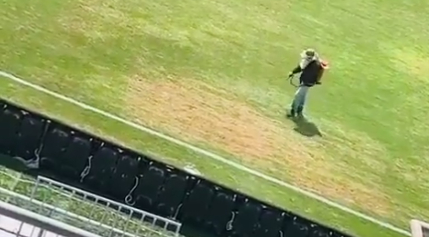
[2,0,429,236]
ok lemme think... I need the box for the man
[286,48,328,118]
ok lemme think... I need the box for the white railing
[31,176,182,237]
[0,198,101,237]
[410,219,429,237]
[0,172,183,237]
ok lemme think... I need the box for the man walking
[287,48,328,118]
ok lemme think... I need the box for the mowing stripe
[0,70,410,236]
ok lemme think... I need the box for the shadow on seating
[291,117,322,137]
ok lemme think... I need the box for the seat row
[0,100,352,237]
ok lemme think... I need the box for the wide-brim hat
[301,48,316,59]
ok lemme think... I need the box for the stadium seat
[253,209,284,237]
[331,232,349,237]
[108,154,139,199]
[0,108,22,155]
[40,127,71,170]
[157,172,188,218]
[283,217,310,237]
[13,116,46,160]
[83,146,118,192]
[205,190,235,235]
[60,136,92,179]
[230,199,262,237]
[179,180,214,223]
[135,165,166,211]
[310,226,330,237]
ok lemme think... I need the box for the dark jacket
[292,60,322,87]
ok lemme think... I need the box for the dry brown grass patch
[125,76,306,162]
[124,75,393,215]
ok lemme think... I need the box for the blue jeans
[291,85,310,113]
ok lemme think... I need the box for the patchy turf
[0,76,406,237]
[126,77,289,159]
[125,75,394,217]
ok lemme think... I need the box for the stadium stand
[0,98,353,237]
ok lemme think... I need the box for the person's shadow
[290,116,322,137]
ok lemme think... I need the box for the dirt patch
[320,176,392,216]
[125,75,392,215]
[126,76,306,162]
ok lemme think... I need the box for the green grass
[1,0,429,236]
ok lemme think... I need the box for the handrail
[0,199,102,237]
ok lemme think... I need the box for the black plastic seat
[13,116,45,160]
[180,180,214,223]
[40,127,71,171]
[60,136,92,179]
[231,200,262,237]
[0,109,22,154]
[310,225,331,237]
[157,173,188,218]
[205,190,235,235]
[283,217,310,237]
[135,165,165,211]
[83,146,118,192]
[253,209,284,237]
[108,154,139,199]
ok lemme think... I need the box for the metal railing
[410,219,429,237]
[0,199,101,237]
[0,172,183,237]
[31,176,182,237]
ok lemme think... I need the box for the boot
[286,109,295,118]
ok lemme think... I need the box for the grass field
[1,0,429,236]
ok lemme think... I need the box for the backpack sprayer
[288,60,329,88]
